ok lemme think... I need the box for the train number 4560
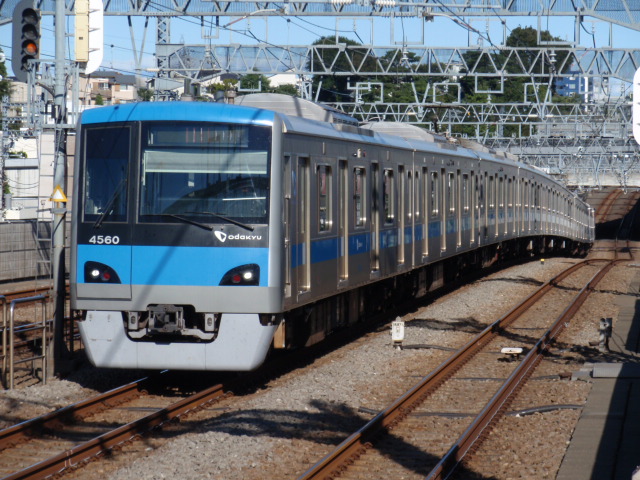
[88,235,121,245]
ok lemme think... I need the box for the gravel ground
[1,254,637,479]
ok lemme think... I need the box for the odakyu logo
[214,231,263,242]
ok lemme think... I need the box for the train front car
[71,102,284,370]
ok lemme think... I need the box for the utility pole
[52,0,69,374]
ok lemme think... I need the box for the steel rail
[0,288,53,303]
[0,378,229,480]
[0,375,156,451]
[425,259,619,479]
[297,258,603,480]
[595,190,622,224]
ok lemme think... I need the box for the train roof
[235,94,359,126]
[360,122,447,143]
[79,101,276,126]
[78,97,538,181]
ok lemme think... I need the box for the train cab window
[82,126,131,223]
[383,169,394,224]
[317,165,332,232]
[431,172,439,216]
[354,167,365,227]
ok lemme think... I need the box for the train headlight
[84,261,122,284]
[220,264,260,286]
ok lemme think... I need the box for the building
[555,65,585,98]
[78,71,141,105]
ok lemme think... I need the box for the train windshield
[82,126,131,223]
[139,122,271,225]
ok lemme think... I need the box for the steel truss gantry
[159,44,640,83]
[324,101,632,134]
[1,1,639,30]
[486,136,640,190]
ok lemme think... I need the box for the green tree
[95,94,104,105]
[0,48,10,99]
[271,84,299,96]
[240,74,270,92]
[207,78,238,94]
[310,36,378,103]
[137,87,154,101]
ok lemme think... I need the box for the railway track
[0,371,236,479]
[0,252,626,479]
[298,258,619,480]
[0,301,404,480]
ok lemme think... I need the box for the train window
[414,170,420,220]
[317,165,332,232]
[508,178,513,208]
[462,174,469,212]
[354,167,365,227]
[138,122,270,224]
[488,176,495,209]
[383,169,394,224]
[82,126,131,222]
[470,173,476,243]
[448,173,456,214]
[431,172,439,216]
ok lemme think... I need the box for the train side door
[371,162,380,275]
[284,155,292,299]
[478,174,486,244]
[296,157,311,297]
[422,167,430,262]
[398,165,405,266]
[338,159,348,284]
[440,168,447,253]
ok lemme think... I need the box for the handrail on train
[0,295,48,389]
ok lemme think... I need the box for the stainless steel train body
[71,95,594,371]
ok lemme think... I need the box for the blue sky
[2,12,640,80]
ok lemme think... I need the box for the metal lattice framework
[158,44,640,82]
[486,136,640,189]
[0,0,639,29]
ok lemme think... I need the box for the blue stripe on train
[291,221,443,269]
[77,244,269,286]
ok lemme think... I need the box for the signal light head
[23,40,38,56]
[11,0,40,83]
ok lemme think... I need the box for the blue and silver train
[71,94,594,371]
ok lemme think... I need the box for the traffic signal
[11,0,40,83]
